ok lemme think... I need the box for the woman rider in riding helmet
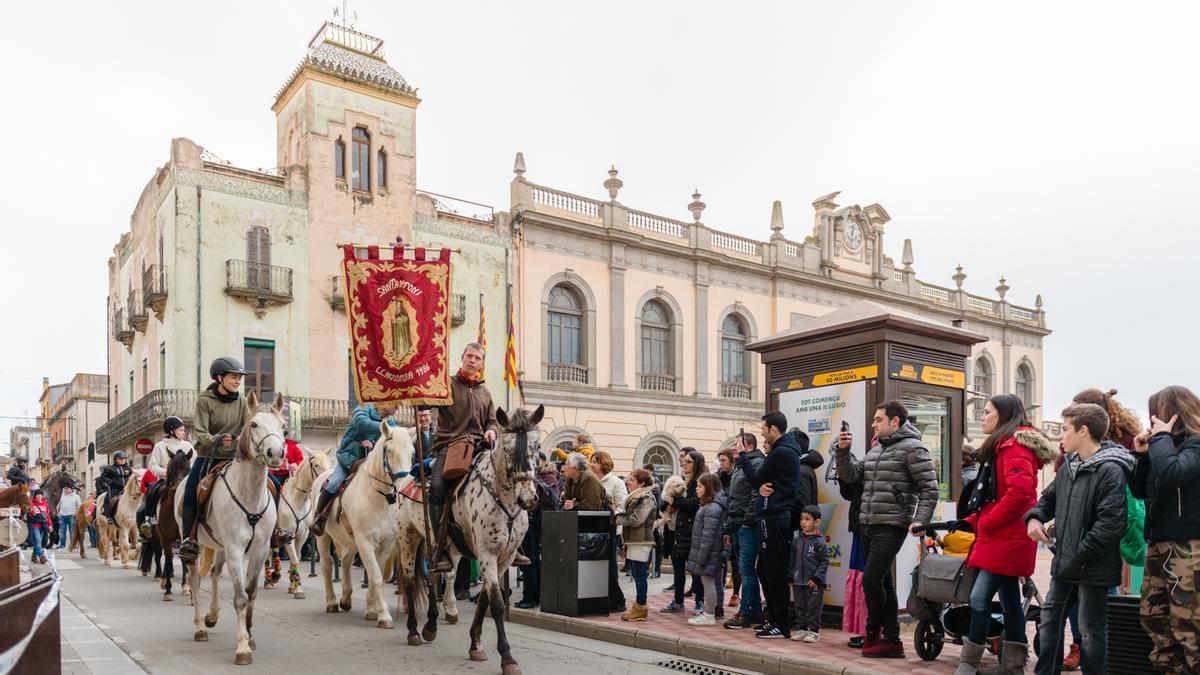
[178,357,248,563]
[139,416,194,539]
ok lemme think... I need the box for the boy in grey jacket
[789,505,829,642]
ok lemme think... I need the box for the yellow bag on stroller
[941,530,974,557]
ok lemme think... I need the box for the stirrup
[513,552,531,567]
[432,547,454,573]
[179,538,199,563]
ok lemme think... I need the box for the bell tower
[272,20,421,400]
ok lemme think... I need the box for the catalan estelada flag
[476,293,486,353]
[504,304,518,389]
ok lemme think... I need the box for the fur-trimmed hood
[1013,428,1059,466]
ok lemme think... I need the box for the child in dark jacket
[789,505,829,642]
[685,474,729,626]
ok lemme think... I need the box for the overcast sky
[2,1,1196,447]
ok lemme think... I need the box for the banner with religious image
[341,245,453,406]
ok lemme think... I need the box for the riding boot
[308,490,336,537]
[178,503,199,563]
[430,502,454,573]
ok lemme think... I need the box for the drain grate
[653,659,740,675]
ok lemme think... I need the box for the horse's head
[126,470,146,499]
[239,390,287,470]
[295,445,332,491]
[495,404,544,511]
[167,447,192,481]
[14,483,32,511]
[376,422,414,485]
[53,468,81,491]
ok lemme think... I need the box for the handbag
[918,552,981,605]
[441,438,475,481]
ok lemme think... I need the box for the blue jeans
[324,463,350,494]
[58,516,75,548]
[30,527,44,557]
[1035,581,1109,675]
[968,569,1026,644]
[183,457,215,509]
[629,559,649,605]
[735,526,762,615]
[1066,585,1117,644]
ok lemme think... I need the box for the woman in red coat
[954,394,1057,674]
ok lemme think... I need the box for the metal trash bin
[541,510,612,616]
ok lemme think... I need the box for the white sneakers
[687,613,717,626]
[790,630,820,643]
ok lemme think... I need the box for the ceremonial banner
[341,245,453,405]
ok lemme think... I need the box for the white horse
[275,447,331,599]
[316,421,413,629]
[175,391,286,665]
[397,405,542,675]
[113,469,146,570]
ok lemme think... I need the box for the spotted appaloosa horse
[397,405,542,675]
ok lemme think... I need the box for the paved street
[51,551,728,675]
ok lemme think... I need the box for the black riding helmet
[113,450,127,461]
[13,455,28,464]
[209,356,246,381]
[163,416,185,436]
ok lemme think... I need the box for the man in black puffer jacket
[723,432,766,629]
[746,410,801,640]
[1027,404,1130,675]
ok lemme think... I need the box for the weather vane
[331,0,357,28]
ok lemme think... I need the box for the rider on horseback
[426,342,528,572]
[178,356,248,563]
[308,402,398,537]
[97,451,133,523]
[6,456,31,486]
[140,416,194,539]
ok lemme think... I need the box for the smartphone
[840,420,850,433]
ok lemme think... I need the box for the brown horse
[155,448,193,601]
[71,498,94,558]
[0,482,32,511]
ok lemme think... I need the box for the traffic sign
[134,438,154,455]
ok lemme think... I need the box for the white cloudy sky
[1,1,1196,446]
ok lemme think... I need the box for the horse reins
[203,428,281,555]
[280,459,322,525]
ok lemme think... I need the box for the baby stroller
[908,522,1044,662]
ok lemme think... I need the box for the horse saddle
[323,458,366,498]
[197,462,279,510]
[398,479,423,504]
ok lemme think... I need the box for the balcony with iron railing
[546,363,588,384]
[113,308,134,347]
[719,382,753,400]
[128,289,148,332]
[95,388,416,452]
[638,373,678,393]
[225,260,293,303]
[143,264,167,319]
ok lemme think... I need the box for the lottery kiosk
[747,300,986,614]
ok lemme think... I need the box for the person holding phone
[1130,386,1200,673]
[833,400,939,659]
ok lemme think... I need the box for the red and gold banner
[341,245,453,406]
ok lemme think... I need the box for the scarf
[207,382,240,403]
[964,460,996,516]
[456,368,485,386]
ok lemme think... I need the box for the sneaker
[756,624,788,639]
[662,584,675,593]
[846,635,864,648]
[138,523,152,539]
[687,613,716,626]
[803,631,820,643]
[660,601,687,613]
[791,630,811,642]
[684,587,695,598]
[1063,643,1081,671]
[753,619,772,631]
[514,600,538,610]
[863,638,905,658]
[714,605,724,619]
[692,601,704,615]
[723,613,752,629]
[179,538,199,563]
[728,594,740,608]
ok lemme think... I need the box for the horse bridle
[205,428,282,554]
[281,458,323,524]
[476,429,537,533]
[369,440,409,504]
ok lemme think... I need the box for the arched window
[352,127,370,192]
[246,226,271,291]
[546,284,585,382]
[972,357,993,421]
[1016,364,1034,408]
[642,446,676,484]
[377,148,387,189]
[334,138,346,180]
[640,300,674,391]
[720,314,749,397]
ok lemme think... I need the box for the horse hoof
[501,665,522,675]
[249,638,256,650]
[286,586,294,594]
[365,612,378,621]
[407,634,422,646]
[293,591,305,600]
[141,570,149,577]
[326,604,339,613]
[194,630,208,642]
[469,649,488,662]
[235,652,252,665]
[204,616,218,628]
[163,593,173,602]
[422,629,438,643]
[159,578,167,589]
[124,564,132,569]
[445,613,458,625]
[377,619,393,629]
[339,599,352,611]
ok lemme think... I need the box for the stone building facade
[42,374,109,489]
[510,160,1051,477]
[97,23,506,456]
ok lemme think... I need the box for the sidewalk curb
[508,608,877,675]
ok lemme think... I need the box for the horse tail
[199,546,215,578]
[405,539,429,616]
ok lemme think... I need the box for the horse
[0,482,32,511]
[396,405,542,675]
[174,391,286,665]
[93,491,132,567]
[273,447,330,600]
[71,497,94,558]
[42,465,81,523]
[107,469,146,569]
[152,448,194,601]
[316,421,413,629]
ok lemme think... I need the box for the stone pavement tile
[58,593,145,674]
